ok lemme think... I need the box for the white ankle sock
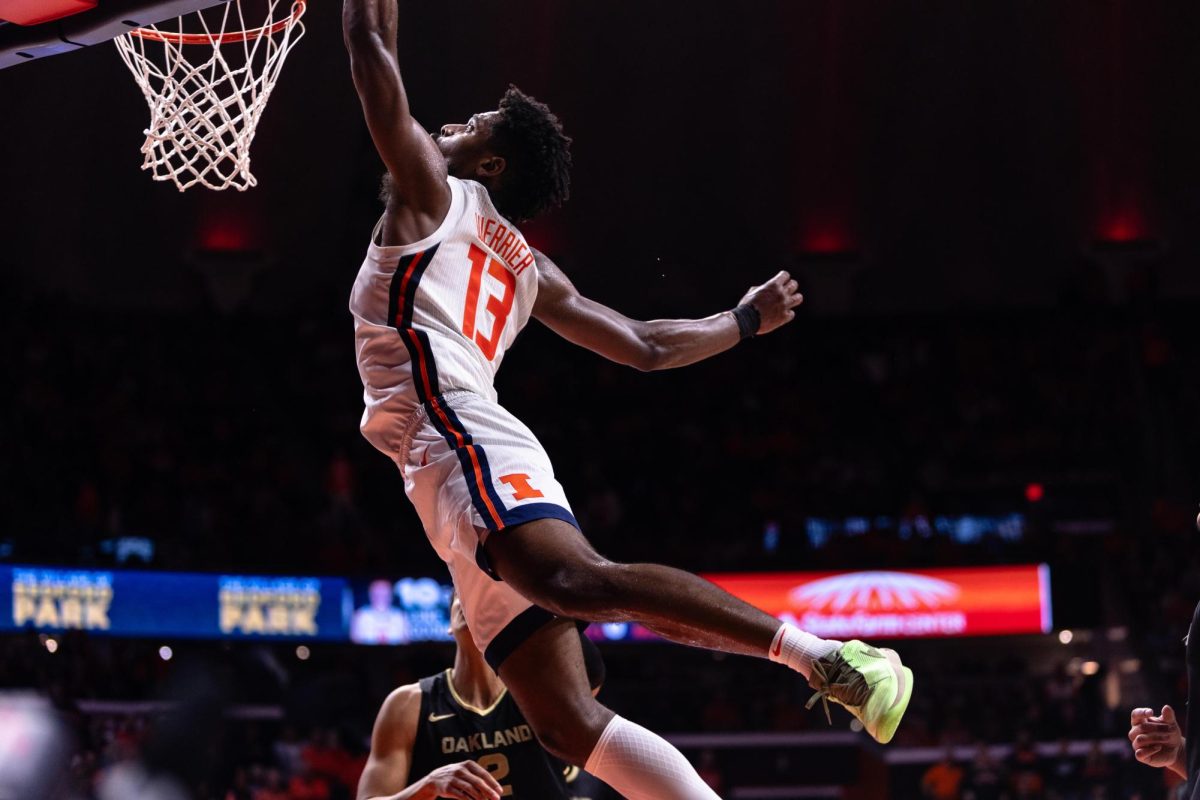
[768,622,841,679]
[584,714,721,800]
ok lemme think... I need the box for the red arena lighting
[1098,209,1149,244]
[199,222,255,252]
[803,230,851,255]
[1025,482,1045,503]
[799,222,855,256]
[196,203,262,253]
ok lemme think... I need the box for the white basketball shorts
[398,390,579,668]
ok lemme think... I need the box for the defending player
[358,594,608,800]
[343,1,913,796]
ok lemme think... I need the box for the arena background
[2,1,1200,798]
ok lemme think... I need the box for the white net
[114,0,306,191]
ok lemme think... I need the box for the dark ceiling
[3,0,1200,314]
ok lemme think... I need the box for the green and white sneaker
[804,640,913,744]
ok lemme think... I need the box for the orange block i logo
[498,473,544,501]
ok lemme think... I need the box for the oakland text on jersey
[441,723,535,755]
[410,672,583,798]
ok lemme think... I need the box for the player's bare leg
[485,517,913,743]
[497,616,721,800]
[485,517,818,658]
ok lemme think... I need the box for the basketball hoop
[114,0,306,191]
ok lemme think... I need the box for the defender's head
[435,86,572,222]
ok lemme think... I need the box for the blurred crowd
[66,714,363,800]
[910,737,1170,800]
[4,290,1196,579]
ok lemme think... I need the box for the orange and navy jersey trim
[427,395,509,531]
[387,246,507,532]
[385,246,581,540]
[425,398,580,536]
[388,247,441,401]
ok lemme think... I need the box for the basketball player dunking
[343,2,913,797]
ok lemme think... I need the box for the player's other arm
[532,250,802,371]
[357,685,503,800]
[342,0,449,216]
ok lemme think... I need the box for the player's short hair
[488,86,572,222]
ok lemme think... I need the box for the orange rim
[128,0,305,44]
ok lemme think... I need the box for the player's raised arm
[532,250,803,371]
[342,0,449,216]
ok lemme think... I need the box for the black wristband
[732,304,761,339]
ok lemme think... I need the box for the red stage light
[199,223,254,252]
[519,218,564,256]
[804,231,849,254]
[799,219,855,255]
[1025,483,1045,503]
[1099,210,1147,243]
[195,194,263,254]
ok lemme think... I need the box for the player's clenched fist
[738,270,804,335]
[1128,705,1182,770]
[417,760,503,800]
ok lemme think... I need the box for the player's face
[435,111,502,178]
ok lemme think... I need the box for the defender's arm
[357,684,420,800]
[342,0,449,215]
[358,685,503,800]
[532,250,802,371]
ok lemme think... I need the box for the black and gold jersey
[563,764,609,800]
[409,670,606,799]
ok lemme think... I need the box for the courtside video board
[588,565,1052,642]
[0,566,453,644]
[0,564,1049,644]
[346,577,454,645]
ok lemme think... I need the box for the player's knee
[527,701,611,765]
[538,559,623,620]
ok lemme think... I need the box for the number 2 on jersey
[462,244,516,361]
[478,753,513,797]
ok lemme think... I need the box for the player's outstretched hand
[1128,705,1182,769]
[420,760,504,800]
[739,271,803,335]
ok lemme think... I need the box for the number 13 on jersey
[461,243,516,361]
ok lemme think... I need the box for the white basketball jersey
[350,177,539,456]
